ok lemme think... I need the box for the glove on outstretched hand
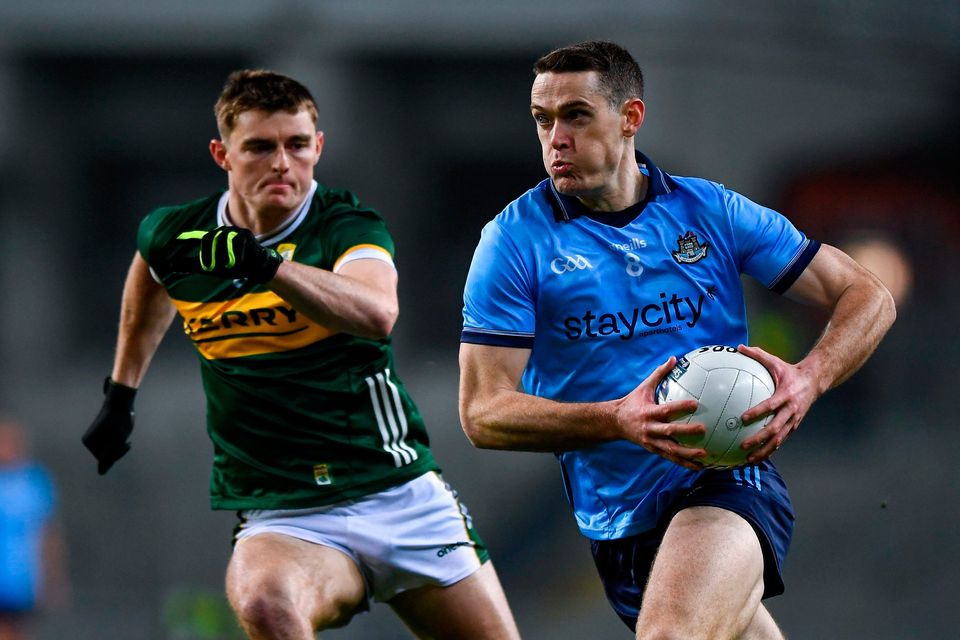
[168,226,283,284]
[82,378,136,475]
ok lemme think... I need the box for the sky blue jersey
[461,151,819,540]
[0,463,55,609]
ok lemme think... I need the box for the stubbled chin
[552,175,581,194]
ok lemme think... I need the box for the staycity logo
[550,254,593,275]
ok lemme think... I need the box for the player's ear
[622,98,645,138]
[209,139,231,171]
[314,131,325,165]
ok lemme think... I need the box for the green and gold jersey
[138,181,438,510]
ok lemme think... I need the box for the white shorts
[233,471,489,602]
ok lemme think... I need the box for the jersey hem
[460,328,534,349]
[769,239,821,294]
[208,458,441,511]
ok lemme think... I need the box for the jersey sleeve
[136,207,169,269]
[136,205,188,284]
[461,219,536,348]
[723,188,820,294]
[323,206,396,273]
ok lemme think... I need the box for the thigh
[226,532,367,629]
[351,472,492,602]
[637,506,765,638]
[388,562,520,640]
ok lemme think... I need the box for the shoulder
[140,192,222,237]
[137,192,222,264]
[664,174,727,204]
[311,184,385,224]
[486,178,556,234]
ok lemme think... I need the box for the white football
[655,345,775,469]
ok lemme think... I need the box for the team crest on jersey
[276,243,297,261]
[672,231,710,264]
[313,463,333,486]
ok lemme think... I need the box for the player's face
[530,71,636,201]
[213,108,323,217]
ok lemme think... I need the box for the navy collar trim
[547,150,674,222]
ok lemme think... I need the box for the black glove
[82,378,136,475]
[168,226,283,283]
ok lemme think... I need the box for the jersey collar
[547,150,674,222]
[216,180,318,246]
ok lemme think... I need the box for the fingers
[743,433,779,464]
[740,396,774,424]
[741,413,797,462]
[95,442,131,475]
[643,355,677,388]
[169,228,236,275]
[641,421,707,470]
[176,230,208,241]
[658,398,699,422]
[737,343,770,364]
[653,442,705,471]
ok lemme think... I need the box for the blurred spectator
[0,417,68,640]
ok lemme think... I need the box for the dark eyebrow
[530,99,594,112]
[239,134,312,149]
[240,137,275,149]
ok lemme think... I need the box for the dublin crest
[672,230,710,264]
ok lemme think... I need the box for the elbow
[462,423,499,450]
[460,420,487,449]
[459,403,500,450]
[883,286,897,330]
[873,275,898,333]
[362,304,399,340]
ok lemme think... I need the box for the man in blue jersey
[0,417,68,640]
[459,41,896,638]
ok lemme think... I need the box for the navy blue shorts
[590,461,795,630]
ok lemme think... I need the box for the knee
[635,624,681,640]
[229,579,357,634]
[230,588,304,637]
[636,613,751,640]
[636,624,714,640]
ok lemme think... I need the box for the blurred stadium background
[0,1,958,638]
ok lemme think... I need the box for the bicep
[124,253,176,325]
[336,258,398,305]
[459,343,531,402]
[784,243,875,308]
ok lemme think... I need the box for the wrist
[605,396,629,441]
[251,247,283,284]
[103,377,137,409]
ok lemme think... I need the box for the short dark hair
[533,41,644,107]
[214,69,318,137]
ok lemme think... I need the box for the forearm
[799,271,896,393]
[268,260,398,339]
[111,254,177,387]
[459,375,623,452]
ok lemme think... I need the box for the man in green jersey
[82,70,520,640]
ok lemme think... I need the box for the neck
[576,164,648,212]
[226,193,303,236]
